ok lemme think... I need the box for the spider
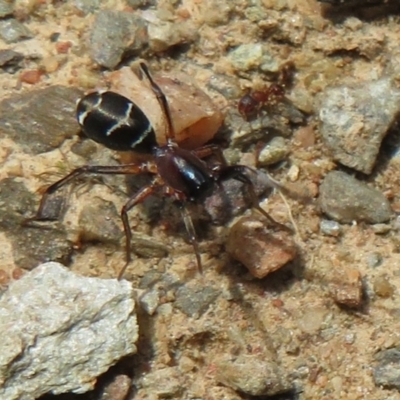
[29,62,289,279]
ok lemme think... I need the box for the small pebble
[320,219,341,237]
[319,171,392,224]
[287,164,300,181]
[296,307,327,334]
[20,69,42,84]
[371,224,392,234]
[42,56,59,73]
[55,41,72,54]
[257,136,289,166]
[139,290,160,315]
[140,367,182,398]
[101,374,131,400]
[328,265,363,307]
[228,44,265,72]
[366,252,383,268]
[226,216,297,279]
[215,354,291,396]
[374,348,400,389]
[373,275,394,298]
[0,19,33,43]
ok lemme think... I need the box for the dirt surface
[2,1,400,399]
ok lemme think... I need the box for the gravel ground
[2,1,400,399]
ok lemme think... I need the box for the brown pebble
[101,374,131,400]
[373,275,394,298]
[0,269,10,286]
[226,216,297,279]
[55,41,72,54]
[328,265,362,307]
[294,125,315,148]
[42,56,59,73]
[271,298,284,308]
[12,267,24,280]
[20,70,43,84]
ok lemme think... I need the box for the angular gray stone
[0,178,72,270]
[374,348,400,389]
[139,367,183,397]
[78,199,123,244]
[215,354,291,396]
[257,136,289,166]
[318,78,400,174]
[0,262,138,399]
[0,49,24,72]
[0,86,83,154]
[147,19,197,52]
[89,10,148,69]
[175,283,219,317]
[0,20,33,43]
[0,0,13,18]
[319,171,392,223]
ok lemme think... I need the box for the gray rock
[0,49,24,73]
[126,0,156,8]
[139,289,159,315]
[0,262,138,399]
[318,78,400,174]
[0,0,13,18]
[139,367,183,397]
[131,232,169,258]
[366,252,383,268]
[74,0,100,13]
[215,354,291,396]
[318,0,391,6]
[0,178,72,270]
[207,73,242,100]
[320,219,342,236]
[147,19,197,52]
[0,20,33,43]
[319,171,392,223]
[257,136,289,166]
[0,86,83,154]
[374,348,400,389]
[228,44,279,72]
[228,111,293,148]
[78,199,123,244]
[89,10,148,69]
[175,282,219,317]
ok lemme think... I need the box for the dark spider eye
[76,91,157,153]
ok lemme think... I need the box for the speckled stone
[0,86,83,154]
[319,171,392,223]
[0,262,138,399]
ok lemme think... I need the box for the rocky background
[1,0,400,399]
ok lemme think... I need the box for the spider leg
[214,165,292,232]
[118,180,160,280]
[26,162,156,223]
[192,143,228,167]
[161,186,203,274]
[176,199,203,274]
[139,62,176,144]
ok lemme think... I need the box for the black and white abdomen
[76,91,158,153]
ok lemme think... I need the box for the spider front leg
[25,162,156,224]
[214,165,292,232]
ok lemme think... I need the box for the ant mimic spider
[29,63,288,280]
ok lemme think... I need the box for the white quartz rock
[0,262,138,399]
